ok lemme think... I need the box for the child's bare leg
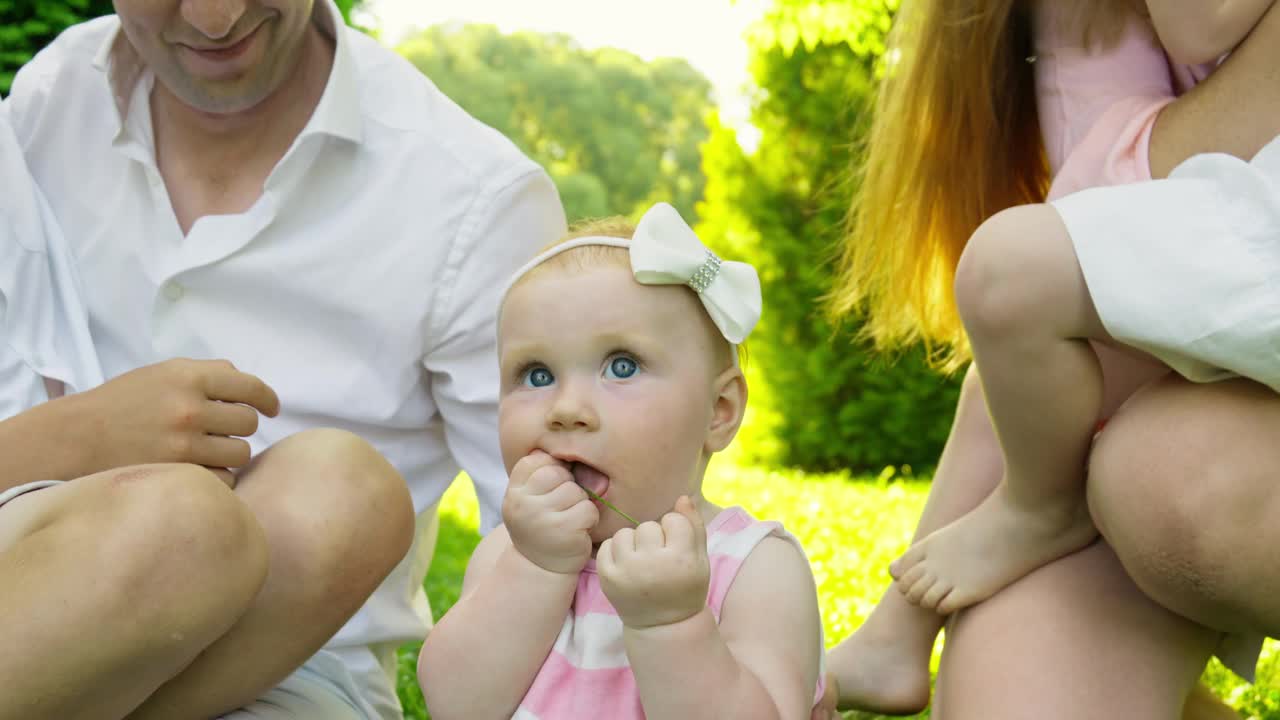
[827,366,1002,713]
[892,204,1107,613]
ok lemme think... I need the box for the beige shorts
[0,480,62,509]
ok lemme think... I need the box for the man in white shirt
[3,105,419,720]
[3,0,567,716]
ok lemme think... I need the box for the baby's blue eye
[605,356,638,379]
[523,367,555,388]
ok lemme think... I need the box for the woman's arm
[1145,0,1274,64]
[1149,0,1280,176]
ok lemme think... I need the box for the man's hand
[598,495,710,629]
[69,358,279,482]
[502,451,599,575]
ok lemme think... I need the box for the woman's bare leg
[830,316,1168,712]
[0,465,268,720]
[828,366,1002,713]
[934,540,1219,719]
[1089,374,1280,639]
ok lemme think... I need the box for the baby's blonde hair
[516,216,742,371]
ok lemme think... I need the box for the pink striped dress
[514,506,825,719]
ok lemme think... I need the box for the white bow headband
[499,202,762,345]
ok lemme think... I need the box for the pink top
[1034,3,1214,200]
[513,507,824,720]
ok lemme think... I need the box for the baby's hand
[598,496,710,629]
[502,451,599,575]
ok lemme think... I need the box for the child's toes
[890,544,926,580]
[895,562,928,596]
[920,579,953,611]
[904,571,936,606]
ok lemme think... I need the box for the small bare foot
[825,592,936,715]
[889,486,1097,614]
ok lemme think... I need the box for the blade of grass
[581,485,640,526]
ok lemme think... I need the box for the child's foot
[889,487,1097,614]
[826,598,934,715]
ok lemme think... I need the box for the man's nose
[181,0,249,40]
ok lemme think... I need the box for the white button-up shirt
[0,113,102,420]
[5,1,566,711]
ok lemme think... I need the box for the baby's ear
[705,366,747,453]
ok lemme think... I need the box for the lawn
[395,464,1279,719]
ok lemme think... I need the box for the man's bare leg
[126,429,414,720]
[0,464,268,720]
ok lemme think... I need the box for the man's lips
[179,22,263,62]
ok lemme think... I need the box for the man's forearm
[0,394,101,490]
[418,545,578,720]
[1149,0,1280,177]
[624,609,787,720]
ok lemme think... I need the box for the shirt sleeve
[1033,2,1178,200]
[423,168,567,534]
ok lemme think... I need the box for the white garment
[1055,135,1280,394]
[3,2,566,714]
[0,114,102,420]
[1056,137,1280,682]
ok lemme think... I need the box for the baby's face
[498,262,725,542]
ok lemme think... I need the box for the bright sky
[359,0,765,140]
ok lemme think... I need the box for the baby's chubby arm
[1146,0,1275,64]
[601,498,822,720]
[417,453,598,720]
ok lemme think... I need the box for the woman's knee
[1087,375,1279,632]
[954,204,1067,340]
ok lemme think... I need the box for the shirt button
[163,282,185,301]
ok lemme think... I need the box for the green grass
[396,464,1279,719]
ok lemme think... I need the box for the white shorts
[1053,135,1280,393]
[0,479,62,508]
[218,649,382,719]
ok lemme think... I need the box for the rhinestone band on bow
[687,251,723,294]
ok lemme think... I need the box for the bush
[699,38,961,474]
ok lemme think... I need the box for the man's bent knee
[99,464,269,621]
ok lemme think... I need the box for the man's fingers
[202,400,260,438]
[201,365,280,417]
[206,467,238,489]
[191,434,253,469]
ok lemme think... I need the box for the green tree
[398,24,714,224]
[2,0,364,95]
[699,0,962,474]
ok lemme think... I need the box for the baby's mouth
[568,461,611,499]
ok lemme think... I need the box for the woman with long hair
[819,0,1279,716]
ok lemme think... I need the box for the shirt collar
[91,0,363,146]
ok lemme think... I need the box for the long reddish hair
[829,0,1136,370]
